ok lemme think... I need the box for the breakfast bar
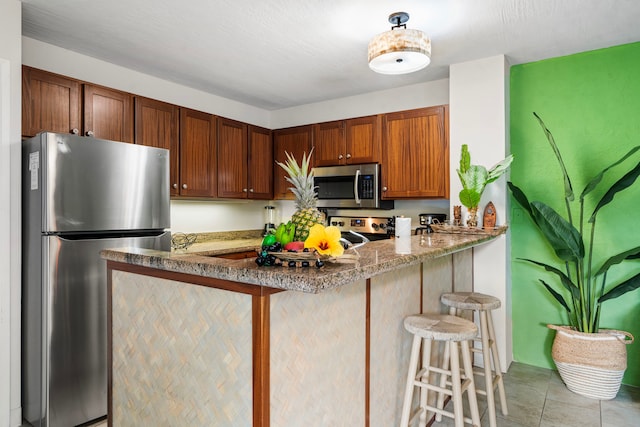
[101,231,504,427]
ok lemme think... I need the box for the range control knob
[331,221,338,226]
[338,221,345,227]
[379,223,386,230]
[372,223,379,230]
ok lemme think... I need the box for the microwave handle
[354,169,361,204]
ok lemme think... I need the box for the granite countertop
[102,229,505,294]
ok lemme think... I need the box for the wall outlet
[512,207,524,224]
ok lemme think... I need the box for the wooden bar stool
[400,314,481,427]
[440,292,508,427]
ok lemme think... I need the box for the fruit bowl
[268,250,359,264]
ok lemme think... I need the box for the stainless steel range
[328,215,394,243]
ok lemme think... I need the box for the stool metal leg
[487,310,508,416]
[400,334,422,427]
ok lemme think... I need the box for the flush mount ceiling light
[368,12,431,75]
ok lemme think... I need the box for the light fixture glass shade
[368,29,431,75]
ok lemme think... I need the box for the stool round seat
[404,314,477,342]
[441,291,501,311]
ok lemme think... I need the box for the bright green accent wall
[510,41,640,387]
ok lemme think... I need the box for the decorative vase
[466,206,478,228]
[548,324,634,400]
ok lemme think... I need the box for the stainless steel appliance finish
[313,164,394,209]
[329,215,393,242]
[415,213,447,234]
[22,132,171,427]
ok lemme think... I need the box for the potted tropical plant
[509,112,640,399]
[457,144,513,227]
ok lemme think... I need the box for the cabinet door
[179,108,217,198]
[248,126,273,199]
[313,121,345,167]
[345,115,381,164]
[273,126,313,200]
[382,106,449,199]
[134,97,180,196]
[217,117,248,198]
[22,66,81,138]
[83,84,134,143]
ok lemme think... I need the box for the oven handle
[354,169,361,205]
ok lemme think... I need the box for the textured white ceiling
[21,0,640,110]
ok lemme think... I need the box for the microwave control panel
[357,175,375,199]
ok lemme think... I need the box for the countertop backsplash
[170,198,450,234]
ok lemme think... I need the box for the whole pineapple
[276,149,325,241]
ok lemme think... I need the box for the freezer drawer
[22,232,170,427]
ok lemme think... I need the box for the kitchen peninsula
[101,230,504,427]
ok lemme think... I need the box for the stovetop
[328,215,394,241]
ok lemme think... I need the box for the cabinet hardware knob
[243,188,248,192]
[182,184,188,189]
[71,128,79,135]
[86,130,94,137]
[382,186,388,192]
[249,188,254,192]
[338,154,343,160]
[172,183,178,189]
[346,153,352,159]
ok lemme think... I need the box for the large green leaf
[580,146,640,201]
[589,160,640,222]
[459,189,481,209]
[521,258,580,300]
[598,272,640,303]
[507,182,533,218]
[460,165,488,194]
[533,112,574,202]
[530,202,584,262]
[594,246,640,276]
[486,155,514,184]
[539,279,572,314]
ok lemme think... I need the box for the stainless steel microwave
[312,164,394,209]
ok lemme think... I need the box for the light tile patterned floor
[437,362,640,427]
[22,362,640,426]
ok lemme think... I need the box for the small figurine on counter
[453,205,462,226]
[483,201,497,229]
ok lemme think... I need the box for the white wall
[449,55,512,371]
[270,79,449,128]
[0,1,23,425]
[22,38,270,129]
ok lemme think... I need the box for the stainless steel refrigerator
[22,132,171,427]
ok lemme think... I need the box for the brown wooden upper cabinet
[381,106,449,199]
[273,125,313,200]
[217,118,273,199]
[247,125,273,199]
[22,66,81,138]
[134,97,180,196]
[22,66,134,143]
[83,84,133,143]
[313,115,381,167]
[179,108,217,198]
